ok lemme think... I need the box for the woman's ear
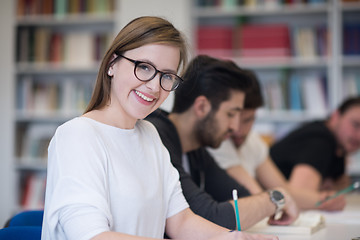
[193,95,211,119]
[108,53,118,77]
[108,68,113,77]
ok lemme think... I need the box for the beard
[194,111,227,149]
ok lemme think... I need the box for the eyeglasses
[118,55,183,92]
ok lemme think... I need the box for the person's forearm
[230,192,276,230]
[166,208,228,240]
[91,215,227,240]
[287,187,320,210]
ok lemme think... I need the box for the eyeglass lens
[135,62,180,91]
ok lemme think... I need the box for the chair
[4,210,44,228]
[0,226,41,240]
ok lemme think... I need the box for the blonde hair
[85,16,188,113]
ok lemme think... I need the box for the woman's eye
[163,74,174,81]
[138,63,151,72]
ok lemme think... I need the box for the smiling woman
[97,43,181,126]
[41,16,278,240]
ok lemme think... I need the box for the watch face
[272,190,284,201]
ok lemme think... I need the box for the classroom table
[270,193,360,240]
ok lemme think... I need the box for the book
[288,74,303,111]
[54,0,68,19]
[239,24,291,58]
[21,123,58,163]
[247,212,325,235]
[21,173,47,210]
[292,26,317,58]
[197,26,234,50]
[301,74,327,116]
[64,32,94,67]
[34,27,51,64]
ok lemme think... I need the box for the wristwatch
[268,190,285,215]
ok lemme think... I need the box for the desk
[250,193,360,240]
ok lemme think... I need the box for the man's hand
[316,191,346,211]
[267,187,299,226]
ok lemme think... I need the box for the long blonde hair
[84,16,188,113]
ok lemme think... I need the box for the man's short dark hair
[172,55,252,113]
[243,69,264,110]
[338,96,360,115]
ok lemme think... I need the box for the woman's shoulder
[58,117,91,130]
[136,119,160,136]
[55,117,103,139]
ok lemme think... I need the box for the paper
[247,212,325,235]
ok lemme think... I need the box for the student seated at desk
[146,55,299,231]
[208,70,346,211]
[270,96,360,196]
[41,16,277,240]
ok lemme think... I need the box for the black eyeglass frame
[117,54,183,92]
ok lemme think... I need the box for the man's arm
[258,158,346,211]
[175,158,238,229]
[289,164,322,190]
[232,187,298,229]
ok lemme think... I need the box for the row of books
[17,76,93,116]
[343,72,360,97]
[259,72,328,115]
[343,24,360,56]
[18,123,58,164]
[20,172,46,210]
[196,0,327,8]
[16,27,113,66]
[197,24,331,58]
[17,0,114,17]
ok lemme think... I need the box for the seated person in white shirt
[208,69,346,211]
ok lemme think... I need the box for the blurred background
[1,0,360,226]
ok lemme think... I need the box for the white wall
[115,0,194,112]
[0,0,16,226]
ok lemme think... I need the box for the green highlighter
[315,181,360,207]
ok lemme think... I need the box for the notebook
[247,212,325,235]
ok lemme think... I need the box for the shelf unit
[192,0,360,139]
[340,1,360,104]
[13,0,116,211]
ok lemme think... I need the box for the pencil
[315,181,360,206]
[232,189,241,231]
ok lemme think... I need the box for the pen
[315,181,360,206]
[232,189,241,231]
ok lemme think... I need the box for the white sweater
[208,131,268,177]
[42,117,188,240]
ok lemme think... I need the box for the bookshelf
[341,1,360,177]
[13,0,116,211]
[0,0,16,227]
[341,0,360,103]
[192,0,360,140]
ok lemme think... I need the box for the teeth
[135,90,154,102]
